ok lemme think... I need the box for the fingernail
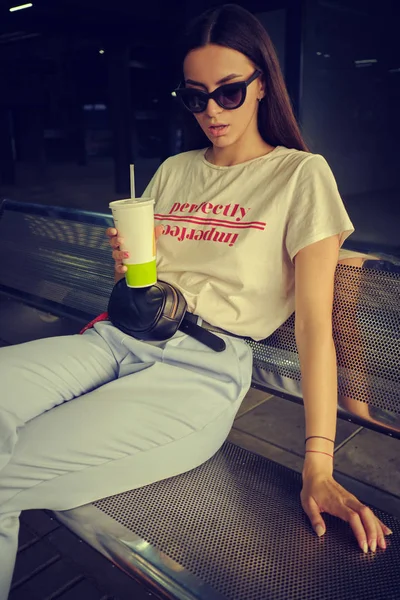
[362,541,368,554]
[315,525,324,537]
[370,540,377,553]
[124,252,129,258]
[387,529,393,535]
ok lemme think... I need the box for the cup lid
[109,198,155,209]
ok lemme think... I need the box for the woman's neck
[206,132,275,167]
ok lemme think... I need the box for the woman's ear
[258,75,266,101]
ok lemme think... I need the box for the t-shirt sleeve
[286,154,355,262]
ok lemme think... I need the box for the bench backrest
[0,200,114,321]
[1,199,399,438]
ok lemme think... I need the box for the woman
[0,4,392,597]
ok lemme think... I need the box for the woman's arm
[293,234,341,478]
[294,236,392,552]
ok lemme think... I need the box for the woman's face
[183,44,265,149]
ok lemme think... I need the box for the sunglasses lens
[217,84,245,109]
[180,90,207,113]
[176,81,246,113]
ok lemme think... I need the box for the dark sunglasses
[174,70,262,113]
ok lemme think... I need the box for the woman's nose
[205,98,223,118]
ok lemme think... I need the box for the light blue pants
[0,321,253,599]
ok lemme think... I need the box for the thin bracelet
[305,450,333,459]
[305,436,334,445]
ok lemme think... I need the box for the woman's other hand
[301,472,393,553]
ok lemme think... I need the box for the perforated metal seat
[55,441,400,600]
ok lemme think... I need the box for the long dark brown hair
[178,3,309,152]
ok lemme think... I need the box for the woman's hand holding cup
[106,225,164,279]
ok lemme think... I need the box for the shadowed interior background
[0,0,398,256]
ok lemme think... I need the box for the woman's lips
[208,125,229,137]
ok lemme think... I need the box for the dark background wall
[0,0,398,255]
[302,0,398,195]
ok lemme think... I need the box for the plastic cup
[109,198,157,288]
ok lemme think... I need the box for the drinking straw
[130,164,135,199]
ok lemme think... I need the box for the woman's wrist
[302,437,335,478]
[302,452,333,479]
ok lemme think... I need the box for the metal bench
[1,198,399,600]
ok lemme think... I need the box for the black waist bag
[107,278,226,352]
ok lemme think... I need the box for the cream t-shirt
[142,145,355,341]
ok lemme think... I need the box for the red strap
[79,312,109,335]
